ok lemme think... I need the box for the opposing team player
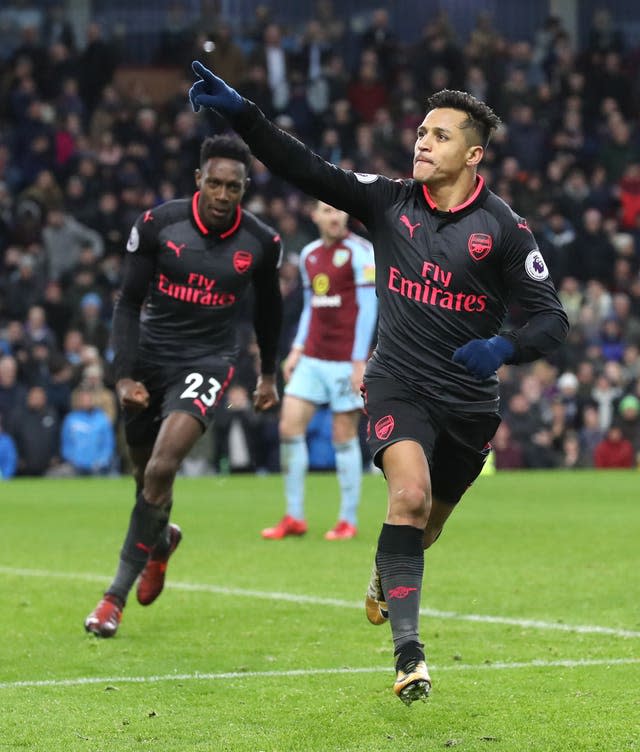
[262,200,377,541]
[188,62,568,703]
[85,135,283,638]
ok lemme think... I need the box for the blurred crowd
[1,2,640,478]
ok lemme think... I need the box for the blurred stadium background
[2,0,640,478]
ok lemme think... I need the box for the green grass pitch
[1,470,638,751]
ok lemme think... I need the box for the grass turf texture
[0,471,638,751]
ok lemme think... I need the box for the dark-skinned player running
[85,135,283,638]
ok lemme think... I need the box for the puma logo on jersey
[400,215,421,239]
[167,240,186,258]
[193,398,207,416]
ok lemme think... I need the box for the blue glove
[189,60,244,114]
[452,335,514,380]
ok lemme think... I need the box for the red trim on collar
[192,194,243,238]
[192,192,209,235]
[220,205,242,239]
[422,175,485,213]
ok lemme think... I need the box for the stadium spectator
[587,8,624,55]
[24,304,56,349]
[76,362,117,425]
[358,8,398,81]
[59,385,114,475]
[188,60,568,707]
[41,208,103,282]
[505,390,558,468]
[556,371,581,429]
[618,163,640,231]
[615,393,640,456]
[72,292,109,355]
[600,118,639,183]
[347,49,389,123]
[578,403,603,464]
[593,424,634,468]
[41,280,73,348]
[77,22,118,115]
[3,253,45,320]
[212,383,261,473]
[559,429,591,469]
[277,257,304,358]
[491,421,524,469]
[0,415,17,479]
[9,385,60,476]
[194,23,248,89]
[249,23,292,112]
[505,104,546,174]
[293,18,334,87]
[0,354,26,426]
[567,208,617,286]
[592,372,622,431]
[21,340,72,416]
[84,135,283,640]
[42,4,76,52]
[262,201,376,541]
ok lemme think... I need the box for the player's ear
[194,168,202,188]
[466,145,484,167]
[244,177,251,190]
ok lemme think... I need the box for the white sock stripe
[1,566,638,639]
[1,658,638,690]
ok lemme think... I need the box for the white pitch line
[0,658,638,690]
[1,565,639,639]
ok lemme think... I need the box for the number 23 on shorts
[180,372,222,410]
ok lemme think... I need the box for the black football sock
[150,500,173,556]
[375,523,425,660]
[106,491,171,603]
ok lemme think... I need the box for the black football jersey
[230,102,569,409]
[112,194,282,379]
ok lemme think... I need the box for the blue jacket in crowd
[61,408,114,473]
[0,433,17,479]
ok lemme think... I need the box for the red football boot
[324,520,357,540]
[261,515,308,539]
[136,523,182,606]
[84,594,123,638]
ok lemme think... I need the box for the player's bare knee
[332,426,356,444]
[280,421,302,440]
[144,454,180,491]
[389,483,430,526]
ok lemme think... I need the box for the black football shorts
[362,371,501,505]
[124,357,235,447]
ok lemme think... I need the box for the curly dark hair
[199,134,252,171]
[426,89,502,148]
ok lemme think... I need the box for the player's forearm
[351,287,378,361]
[253,280,283,375]
[111,296,142,380]
[293,290,312,348]
[503,308,569,364]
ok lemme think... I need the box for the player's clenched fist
[253,374,279,411]
[116,378,150,411]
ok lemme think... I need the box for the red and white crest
[233,250,253,273]
[468,233,493,261]
[375,415,395,441]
